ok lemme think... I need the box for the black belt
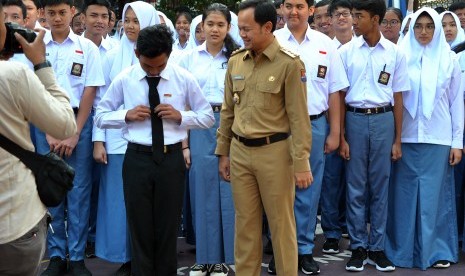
[346,105,392,115]
[310,111,326,121]
[127,142,182,154]
[72,107,79,115]
[211,104,222,113]
[232,132,289,147]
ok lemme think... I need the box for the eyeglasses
[331,11,351,19]
[381,19,400,27]
[413,24,435,33]
[277,15,285,22]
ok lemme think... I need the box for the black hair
[352,0,386,24]
[82,0,110,16]
[274,0,282,9]
[239,0,277,32]
[283,0,314,7]
[175,10,192,24]
[434,6,446,14]
[453,40,465,53]
[137,25,174,58]
[450,1,465,12]
[2,0,27,19]
[72,11,81,21]
[329,0,352,16]
[308,14,314,24]
[42,0,73,8]
[385,7,403,22]
[202,3,240,65]
[315,0,331,9]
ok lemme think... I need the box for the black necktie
[146,76,163,163]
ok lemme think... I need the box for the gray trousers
[0,214,48,276]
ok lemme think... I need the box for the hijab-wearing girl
[440,11,465,49]
[385,7,464,270]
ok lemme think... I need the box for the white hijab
[400,7,454,120]
[397,13,414,44]
[109,1,160,81]
[229,11,243,47]
[158,10,177,42]
[439,11,465,49]
[186,15,203,50]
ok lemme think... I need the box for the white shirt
[274,25,349,115]
[402,53,464,148]
[339,34,410,107]
[95,62,215,146]
[178,43,227,104]
[44,29,105,107]
[9,53,33,70]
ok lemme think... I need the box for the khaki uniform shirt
[215,38,311,172]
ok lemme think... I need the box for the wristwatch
[34,60,52,71]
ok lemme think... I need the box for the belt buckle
[163,145,168,153]
[366,108,372,115]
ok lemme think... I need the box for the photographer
[0,1,77,274]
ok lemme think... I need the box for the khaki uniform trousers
[230,137,297,276]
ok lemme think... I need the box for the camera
[2,22,37,53]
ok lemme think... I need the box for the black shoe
[114,262,131,276]
[299,254,320,275]
[41,257,67,276]
[433,260,451,269]
[322,238,340,254]
[267,256,276,275]
[209,263,229,276]
[345,247,368,272]
[264,239,273,255]
[85,242,96,258]
[189,264,209,276]
[69,260,92,276]
[367,250,395,272]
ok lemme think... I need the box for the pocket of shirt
[256,82,280,109]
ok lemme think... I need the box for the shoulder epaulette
[231,48,247,57]
[280,47,299,58]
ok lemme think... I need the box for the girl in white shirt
[178,3,240,276]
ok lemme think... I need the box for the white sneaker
[189,264,209,276]
[209,263,229,276]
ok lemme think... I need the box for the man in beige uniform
[215,0,313,275]
[0,2,76,274]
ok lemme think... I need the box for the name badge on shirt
[378,71,390,85]
[317,65,327,79]
[71,62,83,77]
[301,69,307,83]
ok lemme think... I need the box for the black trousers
[123,147,186,276]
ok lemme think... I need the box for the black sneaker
[322,238,340,254]
[264,239,273,255]
[299,254,320,275]
[345,247,368,272]
[189,264,209,276]
[114,261,131,276]
[209,263,229,276]
[267,256,276,275]
[367,251,395,272]
[68,260,92,276]
[85,241,96,258]
[433,260,450,269]
[41,257,67,276]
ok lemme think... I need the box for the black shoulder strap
[0,132,44,172]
